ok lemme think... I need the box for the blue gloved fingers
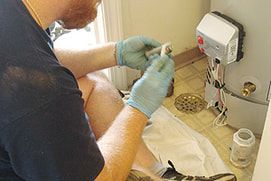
[146,55,174,73]
[139,36,161,48]
[127,55,175,118]
[151,56,175,88]
[143,54,174,74]
[149,54,160,61]
[159,56,175,78]
[116,36,163,70]
[142,54,160,70]
[167,53,174,59]
[145,56,167,73]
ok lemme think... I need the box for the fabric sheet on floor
[143,106,231,177]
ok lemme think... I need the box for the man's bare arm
[95,106,148,181]
[54,42,117,78]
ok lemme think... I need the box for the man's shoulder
[0,53,81,131]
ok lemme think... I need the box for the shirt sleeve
[1,94,104,181]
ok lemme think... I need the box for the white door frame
[101,0,129,90]
[252,102,271,180]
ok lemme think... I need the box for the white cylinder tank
[211,0,271,135]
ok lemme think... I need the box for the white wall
[121,0,210,86]
[121,0,210,55]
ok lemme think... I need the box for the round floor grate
[174,93,206,114]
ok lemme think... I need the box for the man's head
[61,0,101,29]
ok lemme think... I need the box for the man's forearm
[54,42,117,78]
[95,105,148,181]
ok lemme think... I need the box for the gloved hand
[127,54,175,118]
[116,36,161,70]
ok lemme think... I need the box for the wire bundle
[209,60,228,127]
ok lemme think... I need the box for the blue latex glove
[116,36,161,70]
[127,54,175,118]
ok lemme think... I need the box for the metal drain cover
[174,93,206,113]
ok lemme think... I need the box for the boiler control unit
[197,11,245,66]
[196,12,245,127]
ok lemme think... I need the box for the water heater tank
[210,0,271,135]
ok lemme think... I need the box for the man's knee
[77,71,122,107]
[85,71,118,96]
[78,72,124,138]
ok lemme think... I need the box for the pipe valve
[241,82,256,97]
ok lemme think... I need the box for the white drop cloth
[142,106,231,176]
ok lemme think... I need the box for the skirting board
[173,47,206,70]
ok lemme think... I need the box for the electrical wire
[214,64,227,127]
[208,60,228,127]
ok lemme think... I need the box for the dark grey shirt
[0,0,104,180]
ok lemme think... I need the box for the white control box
[196,12,242,65]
